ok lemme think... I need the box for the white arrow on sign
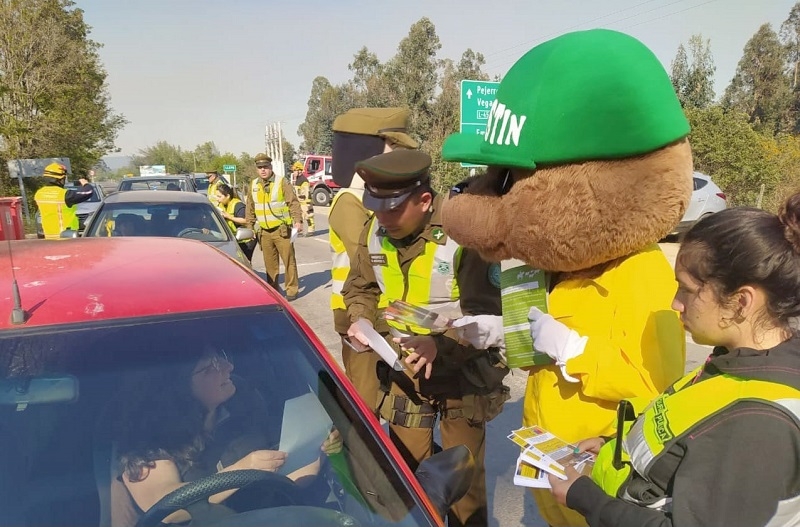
[466,89,473,99]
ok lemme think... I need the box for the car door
[682,176,708,222]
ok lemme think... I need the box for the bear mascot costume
[441,29,689,526]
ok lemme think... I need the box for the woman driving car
[112,345,341,525]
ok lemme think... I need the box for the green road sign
[223,164,236,172]
[460,80,500,168]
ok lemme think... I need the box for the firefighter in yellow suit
[34,163,94,239]
[290,161,315,236]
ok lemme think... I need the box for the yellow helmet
[43,162,67,178]
[291,161,304,172]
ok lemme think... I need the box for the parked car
[671,172,727,235]
[35,181,106,238]
[117,175,198,192]
[192,172,230,196]
[0,237,472,527]
[76,190,252,266]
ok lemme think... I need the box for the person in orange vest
[34,163,93,239]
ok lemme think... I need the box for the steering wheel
[135,469,298,527]
[177,227,205,238]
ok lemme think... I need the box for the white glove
[452,315,505,351]
[528,307,587,383]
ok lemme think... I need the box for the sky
[74,0,798,161]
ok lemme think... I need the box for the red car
[0,237,473,527]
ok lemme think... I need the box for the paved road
[250,208,710,527]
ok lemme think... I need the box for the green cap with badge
[355,150,431,211]
[442,29,690,169]
[253,153,272,167]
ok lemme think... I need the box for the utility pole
[264,122,285,179]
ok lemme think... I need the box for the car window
[324,159,332,176]
[194,176,210,191]
[85,203,230,241]
[308,159,321,174]
[65,184,102,202]
[693,177,708,191]
[0,309,432,527]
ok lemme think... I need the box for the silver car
[79,190,253,266]
[671,172,727,235]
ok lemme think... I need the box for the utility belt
[376,348,510,428]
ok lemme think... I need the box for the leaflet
[513,457,551,489]
[508,425,595,482]
[500,260,553,369]
[382,300,454,333]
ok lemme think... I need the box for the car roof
[103,190,209,204]
[0,238,281,330]
[125,175,191,180]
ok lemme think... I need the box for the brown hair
[677,192,800,332]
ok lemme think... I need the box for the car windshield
[193,176,210,191]
[0,308,432,527]
[119,179,189,192]
[84,202,231,241]
[65,184,102,202]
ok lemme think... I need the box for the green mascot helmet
[442,29,690,169]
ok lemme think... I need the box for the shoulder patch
[431,227,446,243]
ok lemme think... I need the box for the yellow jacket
[523,244,685,442]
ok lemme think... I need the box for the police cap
[253,153,272,167]
[333,108,419,149]
[355,150,431,211]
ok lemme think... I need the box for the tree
[428,49,491,191]
[0,0,126,198]
[382,18,442,145]
[686,105,782,206]
[297,76,351,155]
[780,2,800,89]
[282,138,297,165]
[722,24,792,134]
[670,35,716,109]
[132,141,191,174]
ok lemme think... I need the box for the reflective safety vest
[222,198,251,241]
[34,185,78,239]
[208,179,222,209]
[250,177,290,229]
[329,191,372,311]
[366,216,462,335]
[593,367,800,506]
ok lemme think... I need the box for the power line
[483,0,666,60]
[483,0,717,75]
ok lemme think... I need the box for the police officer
[329,107,419,413]
[34,162,94,239]
[206,171,224,209]
[245,154,303,300]
[290,161,315,236]
[342,149,508,527]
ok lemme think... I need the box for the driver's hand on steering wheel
[224,449,287,473]
[321,429,342,455]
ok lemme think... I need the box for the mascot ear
[331,132,386,187]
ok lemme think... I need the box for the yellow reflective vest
[593,367,800,503]
[207,179,222,209]
[365,216,462,335]
[222,197,250,240]
[34,185,78,239]
[250,177,290,229]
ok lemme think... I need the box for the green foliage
[723,24,792,134]
[0,0,126,201]
[670,35,716,109]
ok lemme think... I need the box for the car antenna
[6,235,28,325]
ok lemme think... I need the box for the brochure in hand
[500,260,553,369]
[383,300,454,333]
[508,425,595,487]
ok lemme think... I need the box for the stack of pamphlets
[383,300,454,333]
[500,260,553,369]
[508,425,595,489]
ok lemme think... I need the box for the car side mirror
[60,230,79,239]
[235,228,255,242]
[415,445,475,518]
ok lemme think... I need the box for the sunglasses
[193,350,232,375]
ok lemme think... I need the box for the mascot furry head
[442,29,693,273]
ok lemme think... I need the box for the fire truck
[301,154,340,206]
